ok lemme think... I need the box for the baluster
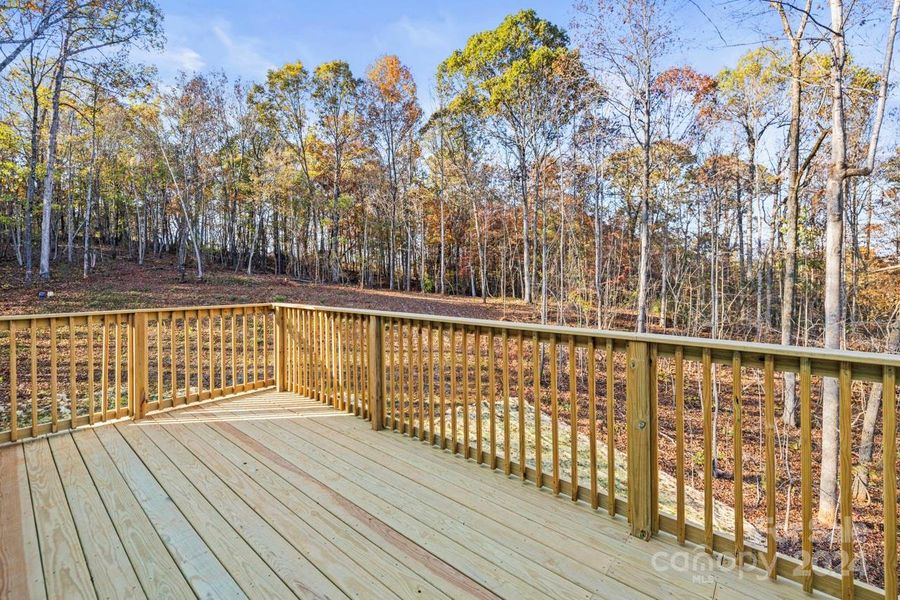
[427,323,435,440]
[503,330,511,476]
[606,339,615,516]
[439,324,447,448]
[588,338,598,509]
[675,346,685,543]
[550,335,559,495]
[406,320,414,437]
[800,358,813,592]
[88,316,95,424]
[733,351,743,564]
[702,347,713,553]
[518,332,525,480]
[449,324,456,451]
[208,312,215,393]
[229,312,236,391]
[69,316,76,425]
[30,320,37,436]
[195,311,203,398]
[51,317,58,432]
[882,365,896,600]
[169,314,176,403]
[764,355,776,576]
[839,362,854,595]
[418,323,425,440]
[533,333,542,489]
[184,314,192,402]
[488,330,496,469]
[9,321,17,442]
[462,327,469,458]
[115,313,122,419]
[569,337,577,501]
[474,328,482,463]
[102,315,109,420]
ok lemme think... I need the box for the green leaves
[438,9,576,118]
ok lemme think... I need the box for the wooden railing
[0,303,275,443]
[1,301,896,599]
[276,303,898,600]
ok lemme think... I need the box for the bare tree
[574,0,676,332]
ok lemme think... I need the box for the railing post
[274,305,286,392]
[367,315,384,431]
[131,312,149,419]
[626,340,658,540]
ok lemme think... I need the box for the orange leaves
[653,66,717,106]
[367,55,415,104]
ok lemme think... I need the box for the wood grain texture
[0,444,44,600]
[47,434,144,599]
[71,429,194,599]
[23,439,95,599]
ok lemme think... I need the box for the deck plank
[22,438,95,599]
[310,397,810,600]
[179,402,606,599]
[278,397,797,600]
[221,392,814,600]
[139,418,362,599]
[265,410,639,598]
[93,425,245,599]
[0,444,45,600]
[301,398,729,599]
[70,429,195,600]
[1,389,821,600]
[47,433,145,599]
[112,422,295,600]
[154,412,496,600]
[170,410,542,598]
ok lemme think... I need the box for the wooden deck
[1,389,820,600]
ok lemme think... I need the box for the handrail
[0,303,275,444]
[0,302,272,324]
[272,302,900,377]
[0,301,896,600]
[276,303,897,600]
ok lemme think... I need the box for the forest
[0,0,899,557]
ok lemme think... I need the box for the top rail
[1,301,897,600]
[0,302,271,324]
[0,303,276,445]
[4,300,897,373]
[277,302,897,600]
[273,302,900,381]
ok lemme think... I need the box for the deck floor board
[0,389,820,600]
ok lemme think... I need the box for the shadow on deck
[0,390,819,599]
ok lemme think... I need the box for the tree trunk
[818,0,849,525]
[853,309,900,502]
[781,39,803,428]
[635,104,651,333]
[38,25,71,281]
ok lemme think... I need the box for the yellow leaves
[265,61,311,97]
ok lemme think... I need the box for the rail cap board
[273,302,900,370]
[0,300,896,371]
[0,302,274,325]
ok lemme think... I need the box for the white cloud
[209,18,275,79]
[134,45,205,73]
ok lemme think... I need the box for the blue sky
[139,0,895,121]
[141,1,753,111]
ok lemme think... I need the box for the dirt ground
[0,256,545,321]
